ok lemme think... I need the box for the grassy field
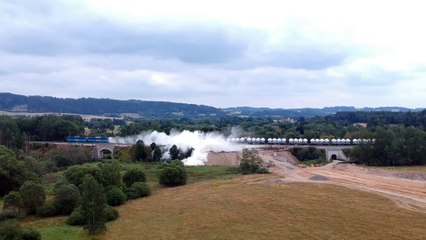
[23,173,426,240]
[364,165,426,173]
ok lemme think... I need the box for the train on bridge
[66,136,109,143]
[227,137,374,145]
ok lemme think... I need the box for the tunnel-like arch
[331,154,337,160]
[99,148,113,159]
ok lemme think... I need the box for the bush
[67,207,84,226]
[19,181,46,215]
[37,201,58,217]
[100,161,122,187]
[124,188,140,200]
[104,206,119,222]
[239,149,269,174]
[105,186,126,206]
[159,164,187,187]
[0,220,41,240]
[130,182,151,197]
[22,229,42,240]
[122,169,146,187]
[3,191,23,209]
[54,184,81,215]
[63,165,105,189]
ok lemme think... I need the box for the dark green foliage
[105,186,126,206]
[54,184,81,215]
[3,191,23,210]
[63,164,105,189]
[290,147,325,162]
[36,201,58,217]
[81,175,107,234]
[0,116,22,148]
[169,145,180,160]
[133,140,147,161]
[130,182,151,197]
[100,161,122,187]
[1,191,26,220]
[0,220,41,240]
[50,148,91,168]
[152,147,162,161]
[0,145,35,196]
[239,149,269,174]
[19,181,46,215]
[104,206,119,222]
[351,127,426,166]
[159,162,187,187]
[122,169,146,187]
[67,206,84,226]
[124,188,140,200]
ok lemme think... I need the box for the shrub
[239,149,269,174]
[19,181,46,215]
[130,182,151,197]
[63,165,105,189]
[104,206,119,222]
[3,191,23,209]
[124,188,140,200]
[159,163,187,187]
[100,161,122,187]
[105,186,126,206]
[22,229,42,240]
[0,220,41,240]
[122,169,146,187]
[67,207,84,226]
[37,201,58,217]
[54,184,81,215]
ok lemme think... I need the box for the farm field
[24,174,426,240]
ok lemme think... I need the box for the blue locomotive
[66,136,109,143]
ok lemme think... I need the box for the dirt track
[206,149,426,212]
[272,162,426,213]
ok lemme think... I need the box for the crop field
[24,174,426,240]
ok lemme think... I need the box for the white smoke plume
[109,130,242,166]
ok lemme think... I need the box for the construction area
[206,146,426,213]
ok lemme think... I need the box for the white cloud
[0,0,425,108]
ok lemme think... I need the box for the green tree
[133,140,147,161]
[152,147,162,161]
[19,181,46,215]
[100,161,122,187]
[54,184,81,215]
[0,145,33,196]
[81,175,107,235]
[169,145,180,160]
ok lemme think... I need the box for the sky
[0,0,425,108]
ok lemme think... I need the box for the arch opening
[331,154,337,160]
[99,148,113,159]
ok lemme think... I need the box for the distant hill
[0,93,423,119]
[0,93,223,118]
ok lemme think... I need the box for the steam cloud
[109,130,242,165]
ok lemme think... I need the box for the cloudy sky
[1,0,425,108]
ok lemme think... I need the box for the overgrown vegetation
[290,147,328,165]
[239,149,269,174]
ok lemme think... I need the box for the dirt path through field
[268,161,426,213]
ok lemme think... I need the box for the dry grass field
[99,175,426,240]
[21,172,426,240]
[365,165,426,173]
